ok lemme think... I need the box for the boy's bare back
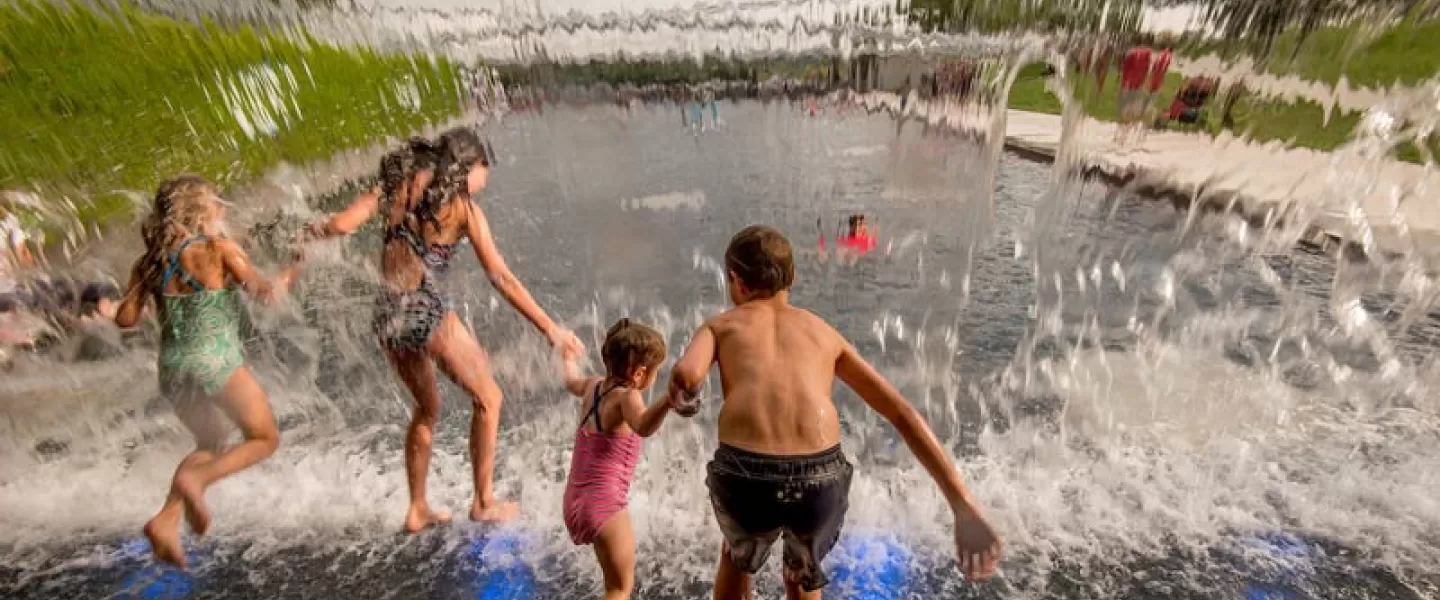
[708,297,845,455]
[672,225,1002,587]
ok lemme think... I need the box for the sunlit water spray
[4,97,1436,599]
[3,6,1440,600]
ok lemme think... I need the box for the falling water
[2,1,1439,599]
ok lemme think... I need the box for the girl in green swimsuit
[115,174,302,568]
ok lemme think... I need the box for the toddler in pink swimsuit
[560,318,680,600]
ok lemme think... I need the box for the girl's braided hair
[135,174,221,296]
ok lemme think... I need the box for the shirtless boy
[668,225,1001,600]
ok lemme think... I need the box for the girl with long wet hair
[307,128,582,531]
[115,174,301,567]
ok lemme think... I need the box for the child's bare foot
[403,504,452,533]
[469,500,519,522]
[144,516,186,568]
[173,471,210,536]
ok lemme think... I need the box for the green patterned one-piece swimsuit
[156,236,245,396]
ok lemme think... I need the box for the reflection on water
[2,1,1439,599]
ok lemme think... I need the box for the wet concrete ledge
[998,137,1371,261]
[864,92,1439,266]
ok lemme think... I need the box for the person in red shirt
[1116,45,1152,145]
[1148,48,1173,95]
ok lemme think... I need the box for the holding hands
[549,327,585,360]
[302,220,330,241]
[666,380,701,417]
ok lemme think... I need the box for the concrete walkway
[863,92,1440,261]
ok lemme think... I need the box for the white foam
[832,144,889,158]
[620,190,707,212]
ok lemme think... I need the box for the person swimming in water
[839,214,878,254]
[115,174,302,567]
[818,214,878,258]
[305,128,584,531]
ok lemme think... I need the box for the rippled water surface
[1,101,1435,599]
[3,1,1439,599]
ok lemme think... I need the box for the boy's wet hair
[601,318,667,379]
[725,225,794,298]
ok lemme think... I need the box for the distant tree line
[1146,0,1434,66]
[900,0,1145,35]
[493,53,832,88]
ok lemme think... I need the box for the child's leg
[170,366,279,537]
[428,312,516,522]
[386,348,451,532]
[780,568,821,600]
[713,542,753,600]
[592,510,636,600]
[145,389,230,567]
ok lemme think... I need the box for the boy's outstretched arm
[617,388,673,437]
[668,324,716,416]
[835,342,1002,582]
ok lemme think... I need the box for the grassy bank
[1009,11,1440,161]
[1187,18,1440,90]
[1007,63,1433,163]
[0,0,462,229]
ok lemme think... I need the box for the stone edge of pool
[863,91,1440,265]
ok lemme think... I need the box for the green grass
[1265,20,1440,88]
[1006,62,1436,163]
[0,0,462,230]
[1036,15,1440,160]
[1189,19,1440,90]
[1007,63,1188,122]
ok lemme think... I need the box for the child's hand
[302,221,329,241]
[953,507,1001,583]
[548,327,584,358]
[560,338,583,362]
[669,395,701,417]
[667,381,701,417]
[96,298,119,320]
[254,280,283,306]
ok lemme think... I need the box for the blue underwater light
[1238,531,1314,600]
[462,528,539,600]
[114,538,208,600]
[1245,583,1297,600]
[1241,532,1312,562]
[826,532,913,600]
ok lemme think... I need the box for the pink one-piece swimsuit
[563,382,643,545]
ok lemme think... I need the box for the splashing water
[2,2,1439,600]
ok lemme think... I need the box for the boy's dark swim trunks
[705,443,853,591]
